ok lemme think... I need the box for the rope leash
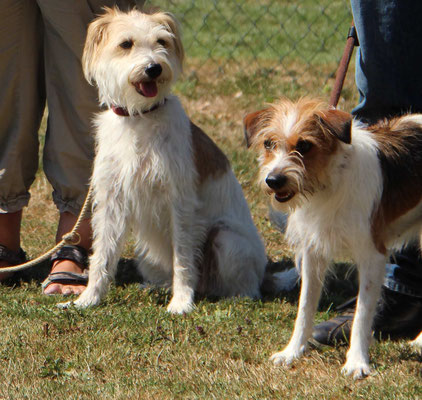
[0,183,93,273]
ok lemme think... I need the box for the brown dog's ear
[243,109,268,148]
[316,109,352,144]
[82,7,115,84]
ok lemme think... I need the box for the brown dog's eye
[264,139,275,150]
[120,40,134,49]
[295,139,313,155]
[157,39,167,46]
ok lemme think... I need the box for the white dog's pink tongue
[140,81,158,97]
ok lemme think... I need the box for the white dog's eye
[119,40,134,50]
[157,39,167,47]
[264,139,275,150]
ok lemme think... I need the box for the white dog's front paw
[57,301,73,309]
[58,291,101,310]
[270,345,306,366]
[74,293,102,308]
[341,359,372,379]
[167,294,195,314]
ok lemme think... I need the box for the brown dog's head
[244,98,352,211]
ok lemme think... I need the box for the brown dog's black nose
[145,63,162,79]
[266,173,287,190]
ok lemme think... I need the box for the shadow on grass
[262,258,358,309]
[5,255,358,313]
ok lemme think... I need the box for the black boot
[311,287,422,346]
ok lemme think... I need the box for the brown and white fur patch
[245,97,422,378]
[60,8,270,314]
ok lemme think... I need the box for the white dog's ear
[152,12,184,66]
[316,109,352,144]
[82,7,115,84]
[243,109,269,148]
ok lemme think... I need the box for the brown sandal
[41,245,89,293]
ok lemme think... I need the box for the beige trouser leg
[0,1,44,213]
[0,0,141,215]
[39,0,100,215]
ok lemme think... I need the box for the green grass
[1,284,421,399]
[149,0,351,64]
[150,0,353,103]
[2,1,421,399]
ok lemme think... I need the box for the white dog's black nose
[145,63,162,79]
[266,174,287,190]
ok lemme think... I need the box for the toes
[44,283,86,296]
[43,259,87,295]
[167,299,194,314]
[57,301,73,309]
[341,363,372,379]
[44,283,87,296]
[270,346,304,366]
[270,352,288,366]
[43,283,63,295]
[62,285,86,296]
[62,287,73,296]
[73,285,86,295]
[167,291,195,314]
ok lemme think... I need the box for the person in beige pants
[0,0,141,294]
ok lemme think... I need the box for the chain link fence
[145,0,353,97]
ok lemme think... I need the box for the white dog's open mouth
[274,191,295,203]
[133,81,158,98]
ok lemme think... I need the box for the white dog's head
[83,7,184,114]
[244,98,352,212]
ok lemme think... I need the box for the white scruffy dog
[64,7,270,314]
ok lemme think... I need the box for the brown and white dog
[244,97,422,378]
[59,8,272,314]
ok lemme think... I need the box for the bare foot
[42,259,87,295]
[42,211,92,295]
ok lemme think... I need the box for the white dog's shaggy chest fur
[245,98,422,378]
[65,8,269,314]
